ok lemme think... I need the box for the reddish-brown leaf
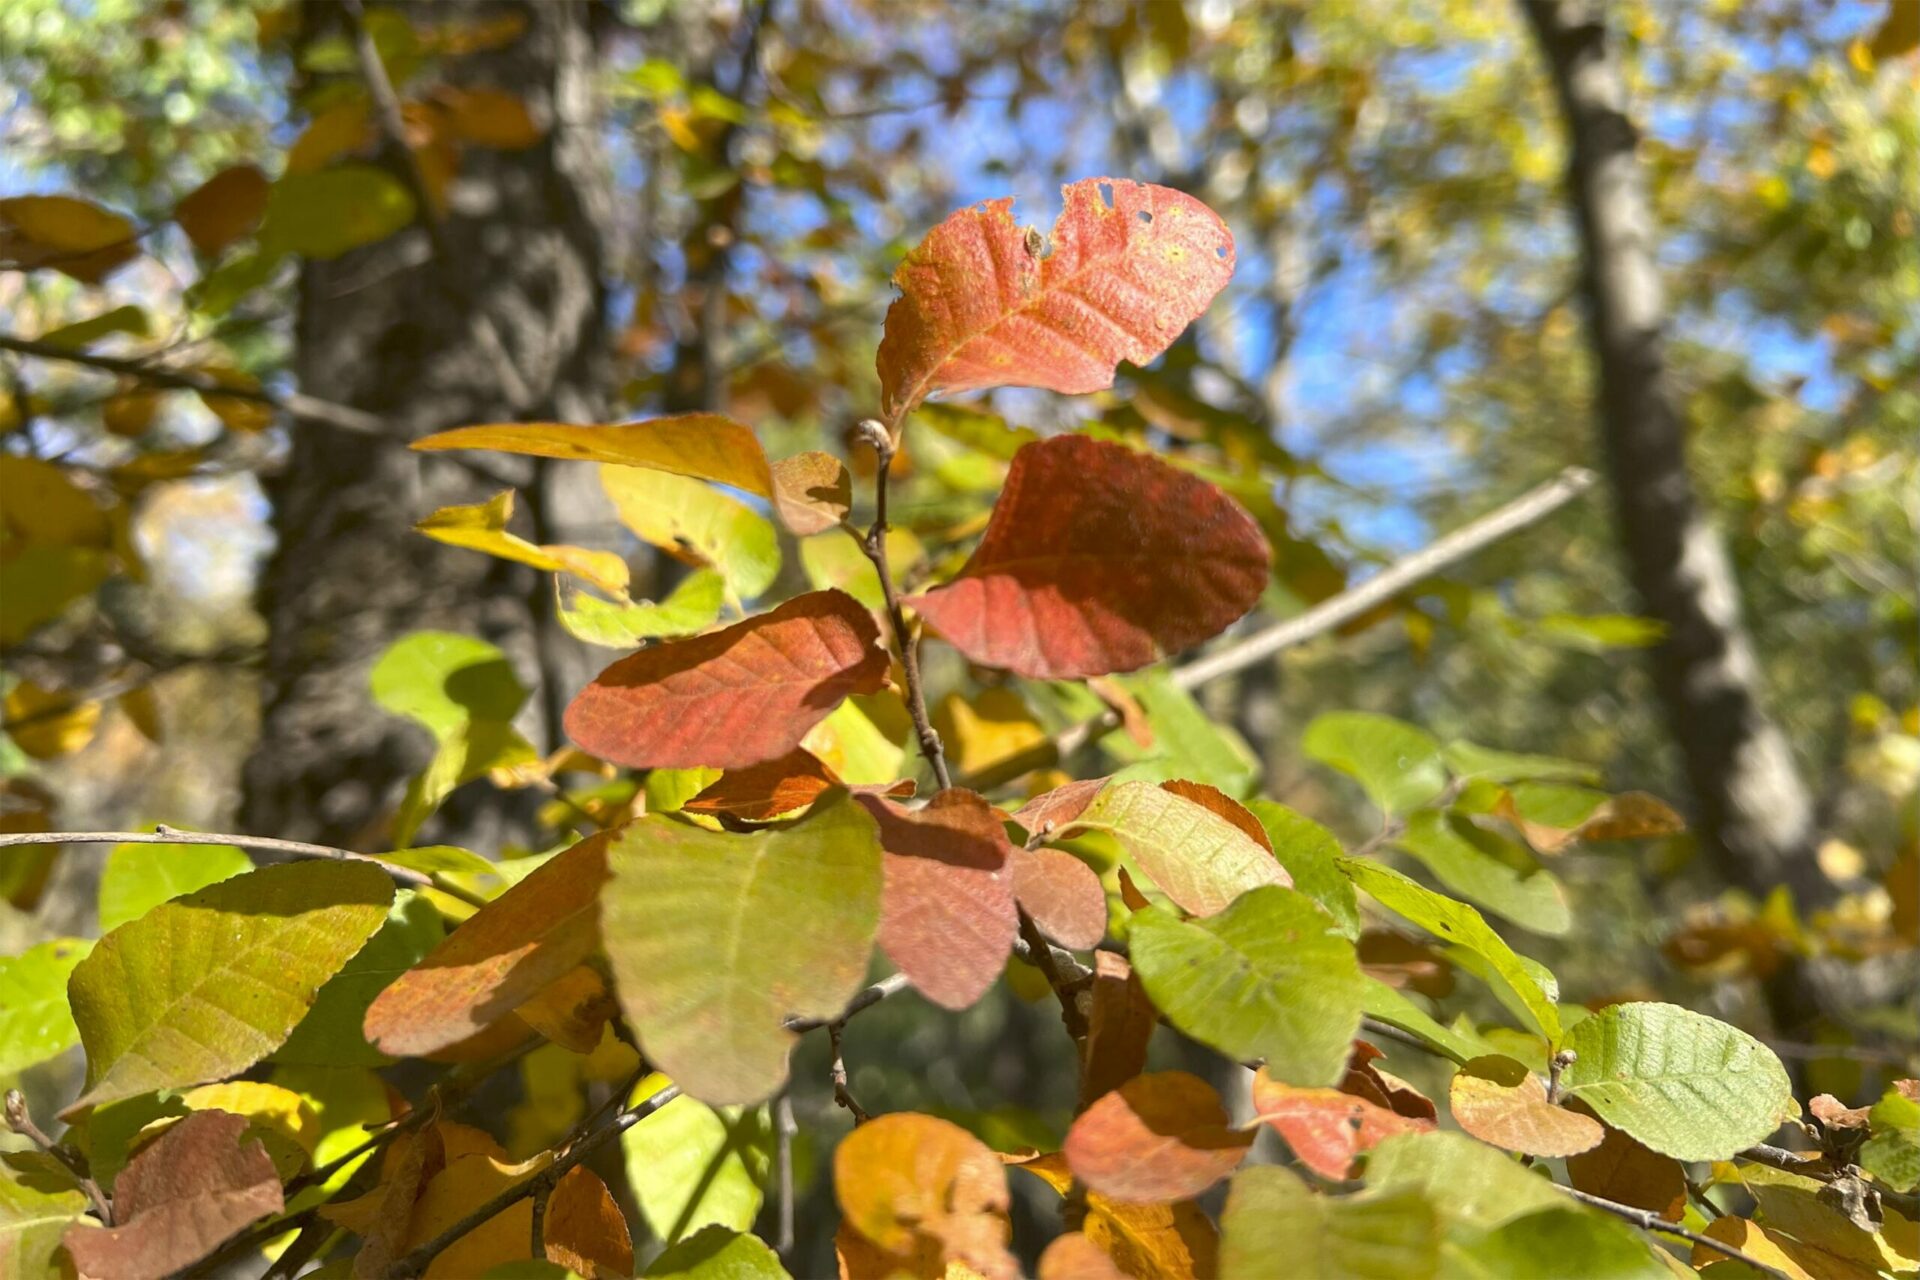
[1357,929,1456,999]
[1341,1042,1437,1123]
[876,178,1235,422]
[859,789,1017,1011]
[1249,1073,1433,1181]
[1013,776,1110,837]
[1449,1055,1605,1158]
[1080,952,1157,1108]
[1564,1105,1687,1222]
[363,832,611,1057]
[565,589,889,769]
[907,436,1269,678]
[175,164,269,255]
[1065,1071,1252,1203]
[63,1110,283,1280]
[321,1125,446,1278]
[684,748,914,821]
[1012,846,1107,949]
[770,450,853,535]
[1159,780,1275,855]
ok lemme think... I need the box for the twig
[855,419,952,792]
[774,1092,796,1259]
[827,1021,869,1123]
[784,972,913,1033]
[958,466,1600,792]
[0,331,385,435]
[5,1089,113,1226]
[1017,911,1090,1042]
[1555,1183,1794,1280]
[529,1178,553,1257]
[388,1085,682,1278]
[0,827,488,908]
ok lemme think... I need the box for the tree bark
[1519,0,1830,910]
[242,0,612,849]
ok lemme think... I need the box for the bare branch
[5,1089,114,1226]
[1555,1183,1793,1280]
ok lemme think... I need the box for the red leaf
[565,589,889,769]
[684,748,914,821]
[1065,1071,1252,1203]
[1079,952,1156,1107]
[363,832,610,1057]
[1249,1061,1435,1182]
[858,789,1017,1010]
[1160,780,1275,855]
[1564,1104,1688,1222]
[63,1110,283,1280]
[1012,777,1110,837]
[1012,846,1107,949]
[907,436,1268,678]
[876,178,1235,423]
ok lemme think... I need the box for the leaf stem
[855,418,951,792]
[3,1089,113,1227]
[1554,1183,1794,1280]
[0,826,489,908]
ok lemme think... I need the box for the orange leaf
[540,1165,634,1278]
[1038,1232,1129,1280]
[63,1110,283,1280]
[174,165,268,255]
[907,436,1268,678]
[1013,776,1109,838]
[1249,1043,1436,1180]
[683,748,913,820]
[1159,780,1274,854]
[435,86,544,149]
[1064,1071,1251,1203]
[1012,846,1107,949]
[363,831,611,1057]
[320,1125,445,1277]
[513,963,617,1054]
[402,1151,629,1279]
[1009,1151,1218,1280]
[1564,1106,1687,1222]
[835,1113,1017,1280]
[565,589,889,770]
[1080,952,1157,1107]
[859,788,1017,1011]
[876,178,1234,423]
[771,450,854,535]
[1448,1055,1604,1158]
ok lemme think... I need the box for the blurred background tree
[3,0,1915,1266]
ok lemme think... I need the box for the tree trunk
[242,0,611,850]
[1519,0,1831,914]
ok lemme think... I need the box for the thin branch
[0,827,488,908]
[959,465,1600,792]
[827,1020,869,1123]
[1555,1183,1794,1280]
[785,971,913,1033]
[0,331,385,435]
[856,419,952,791]
[5,1089,114,1226]
[388,1085,683,1278]
[774,1091,796,1259]
[1017,910,1090,1042]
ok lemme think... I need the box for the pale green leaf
[66,860,393,1113]
[1860,1089,1920,1192]
[557,570,724,648]
[0,1164,91,1279]
[1303,712,1447,816]
[259,166,415,260]
[1339,856,1560,1041]
[644,1225,792,1279]
[1102,671,1260,794]
[602,795,883,1104]
[273,891,441,1066]
[97,840,252,933]
[1359,977,1489,1066]
[369,631,526,740]
[1219,1165,1441,1280]
[1441,741,1600,786]
[1363,1131,1564,1231]
[1130,886,1363,1086]
[1558,1002,1794,1161]
[1392,812,1569,936]
[798,529,920,612]
[1069,780,1284,917]
[601,466,780,600]
[0,939,91,1075]
[623,1074,771,1245]
[1448,1207,1667,1279]
[1246,798,1359,937]
[914,403,1039,462]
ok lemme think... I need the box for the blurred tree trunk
[242,0,611,849]
[1520,0,1831,912]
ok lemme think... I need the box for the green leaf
[370,631,527,738]
[1302,712,1448,816]
[1359,977,1489,1066]
[1218,1165,1440,1280]
[915,403,1039,462]
[1442,741,1600,786]
[1338,856,1560,1042]
[797,529,921,612]
[1363,1130,1564,1231]
[601,466,780,601]
[1104,671,1260,794]
[557,570,725,648]
[97,839,252,933]
[623,1074,772,1245]
[1557,1002,1794,1161]
[0,1163,90,1279]
[1246,798,1359,937]
[35,304,150,350]
[259,166,416,260]
[273,890,441,1066]
[1859,1088,1920,1192]
[0,939,91,1075]
[1449,1207,1667,1279]
[1130,886,1363,1086]
[65,860,393,1113]
[1069,780,1285,917]
[644,1225,792,1279]
[1535,612,1664,653]
[1392,812,1569,936]
[602,794,883,1104]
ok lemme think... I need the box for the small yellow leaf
[194,367,274,433]
[287,98,374,174]
[416,489,631,597]
[0,195,140,282]
[4,682,102,759]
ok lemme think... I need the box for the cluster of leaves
[5,176,1918,1280]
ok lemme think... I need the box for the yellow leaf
[0,456,112,550]
[3,682,102,759]
[195,366,274,433]
[437,87,543,149]
[118,686,163,744]
[599,466,780,600]
[0,195,140,282]
[287,98,374,174]
[933,688,1047,779]
[415,415,775,497]
[1008,1152,1215,1280]
[416,489,631,597]
[180,1080,321,1180]
[404,1150,631,1280]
